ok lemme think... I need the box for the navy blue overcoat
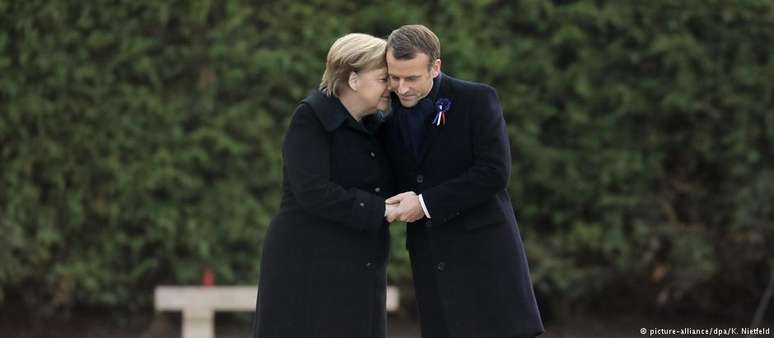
[381,73,544,338]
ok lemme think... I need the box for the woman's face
[356,67,390,112]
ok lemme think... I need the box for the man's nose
[397,82,410,95]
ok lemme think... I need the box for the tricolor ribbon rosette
[432,98,451,127]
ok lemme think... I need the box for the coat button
[374,187,381,193]
[370,151,376,158]
[416,174,424,183]
[359,202,365,207]
[437,262,445,271]
[424,219,432,228]
[365,262,374,270]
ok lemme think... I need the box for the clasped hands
[384,191,425,223]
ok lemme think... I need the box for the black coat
[382,74,544,338]
[254,90,394,338]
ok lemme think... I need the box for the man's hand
[385,201,399,222]
[384,191,425,223]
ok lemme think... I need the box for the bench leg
[182,308,214,338]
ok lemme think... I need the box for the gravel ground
[1,311,771,338]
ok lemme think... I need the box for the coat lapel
[417,119,440,165]
[416,76,452,166]
[385,112,419,168]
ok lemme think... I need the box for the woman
[253,33,395,338]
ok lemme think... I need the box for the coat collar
[302,90,384,134]
[302,90,350,132]
[426,72,444,104]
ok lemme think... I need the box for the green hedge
[2,0,773,318]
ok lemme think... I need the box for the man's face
[386,50,441,108]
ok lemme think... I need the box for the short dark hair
[387,24,441,67]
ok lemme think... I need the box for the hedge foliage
[2,0,773,318]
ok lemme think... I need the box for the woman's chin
[377,99,391,112]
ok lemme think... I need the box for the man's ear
[431,59,442,78]
[348,71,359,91]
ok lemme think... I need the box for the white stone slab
[155,285,400,338]
[155,286,257,311]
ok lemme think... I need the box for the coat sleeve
[282,104,386,232]
[421,85,511,226]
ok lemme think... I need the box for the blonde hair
[320,33,387,96]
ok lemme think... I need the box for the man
[382,25,544,338]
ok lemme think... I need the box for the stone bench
[154,285,400,338]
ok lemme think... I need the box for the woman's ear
[348,71,359,92]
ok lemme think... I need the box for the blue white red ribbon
[433,98,451,127]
